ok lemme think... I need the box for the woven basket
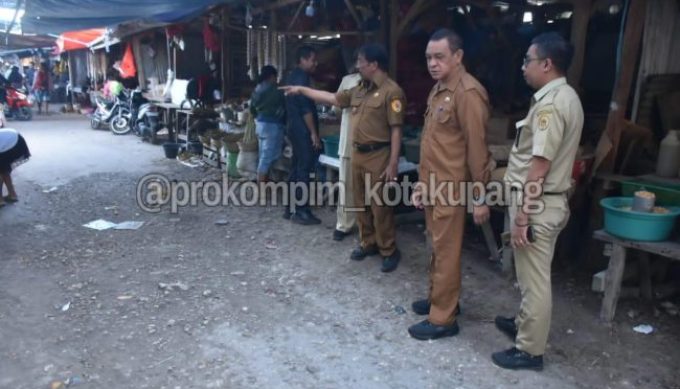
[211,139,223,150]
[224,141,240,153]
[238,140,259,152]
[222,132,244,143]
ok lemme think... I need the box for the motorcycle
[4,86,33,121]
[90,90,131,134]
[126,89,162,142]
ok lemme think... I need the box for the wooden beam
[278,30,372,36]
[568,0,592,88]
[343,0,363,30]
[287,0,306,31]
[593,0,647,175]
[253,0,303,15]
[397,0,432,36]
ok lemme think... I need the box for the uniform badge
[444,96,451,102]
[373,92,380,97]
[537,112,551,131]
[391,99,402,113]
[352,106,358,114]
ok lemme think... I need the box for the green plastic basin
[600,197,680,241]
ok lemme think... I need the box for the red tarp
[55,28,105,52]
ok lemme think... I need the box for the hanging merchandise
[166,24,186,51]
[119,43,137,79]
[263,30,270,66]
[203,19,220,52]
[257,30,264,76]
[246,28,255,81]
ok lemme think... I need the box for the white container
[656,130,680,177]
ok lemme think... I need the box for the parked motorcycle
[4,86,33,121]
[90,91,131,134]
[126,89,162,142]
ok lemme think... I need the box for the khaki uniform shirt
[336,73,362,158]
[335,72,406,145]
[419,68,491,205]
[504,77,584,193]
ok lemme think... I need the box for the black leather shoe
[350,244,379,260]
[494,316,518,340]
[381,250,401,272]
[408,319,460,340]
[291,210,321,225]
[333,229,352,241]
[491,347,543,371]
[411,299,462,316]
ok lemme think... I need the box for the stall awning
[23,0,238,34]
[55,28,105,53]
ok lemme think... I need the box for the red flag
[120,43,137,79]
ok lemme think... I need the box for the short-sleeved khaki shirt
[504,77,584,193]
[335,72,406,145]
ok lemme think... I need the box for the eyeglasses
[523,56,545,66]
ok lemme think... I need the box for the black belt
[510,187,565,195]
[354,142,390,153]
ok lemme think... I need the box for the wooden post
[593,0,647,175]
[221,7,228,103]
[567,0,592,89]
[600,244,627,323]
[68,51,74,107]
[379,0,388,47]
[638,252,653,301]
[388,0,398,77]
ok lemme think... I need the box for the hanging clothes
[203,20,220,52]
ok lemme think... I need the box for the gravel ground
[0,113,678,389]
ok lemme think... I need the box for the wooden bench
[593,229,680,323]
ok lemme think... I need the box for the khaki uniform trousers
[508,194,570,356]
[425,205,465,326]
[351,147,396,257]
[336,156,356,233]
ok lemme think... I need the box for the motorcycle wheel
[110,114,131,135]
[18,107,32,121]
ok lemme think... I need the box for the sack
[236,150,258,180]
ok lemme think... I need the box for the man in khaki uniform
[492,32,583,371]
[408,29,492,340]
[333,72,362,241]
[282,43,405,272]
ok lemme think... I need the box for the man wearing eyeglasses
[492,32,584,371]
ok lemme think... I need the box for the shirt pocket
[350,98,362,115]
[436,107,452,124]
[365,97,384,110]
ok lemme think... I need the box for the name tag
[515,119,528,129]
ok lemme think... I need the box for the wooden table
[593,229,680,323]
[154,102,181,141]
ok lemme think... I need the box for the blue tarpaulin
[23,0,237,34]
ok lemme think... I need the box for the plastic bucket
[188,141,203,155]
[227,151,240,177]
[163,143,181,159]
[322,135,340,158]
